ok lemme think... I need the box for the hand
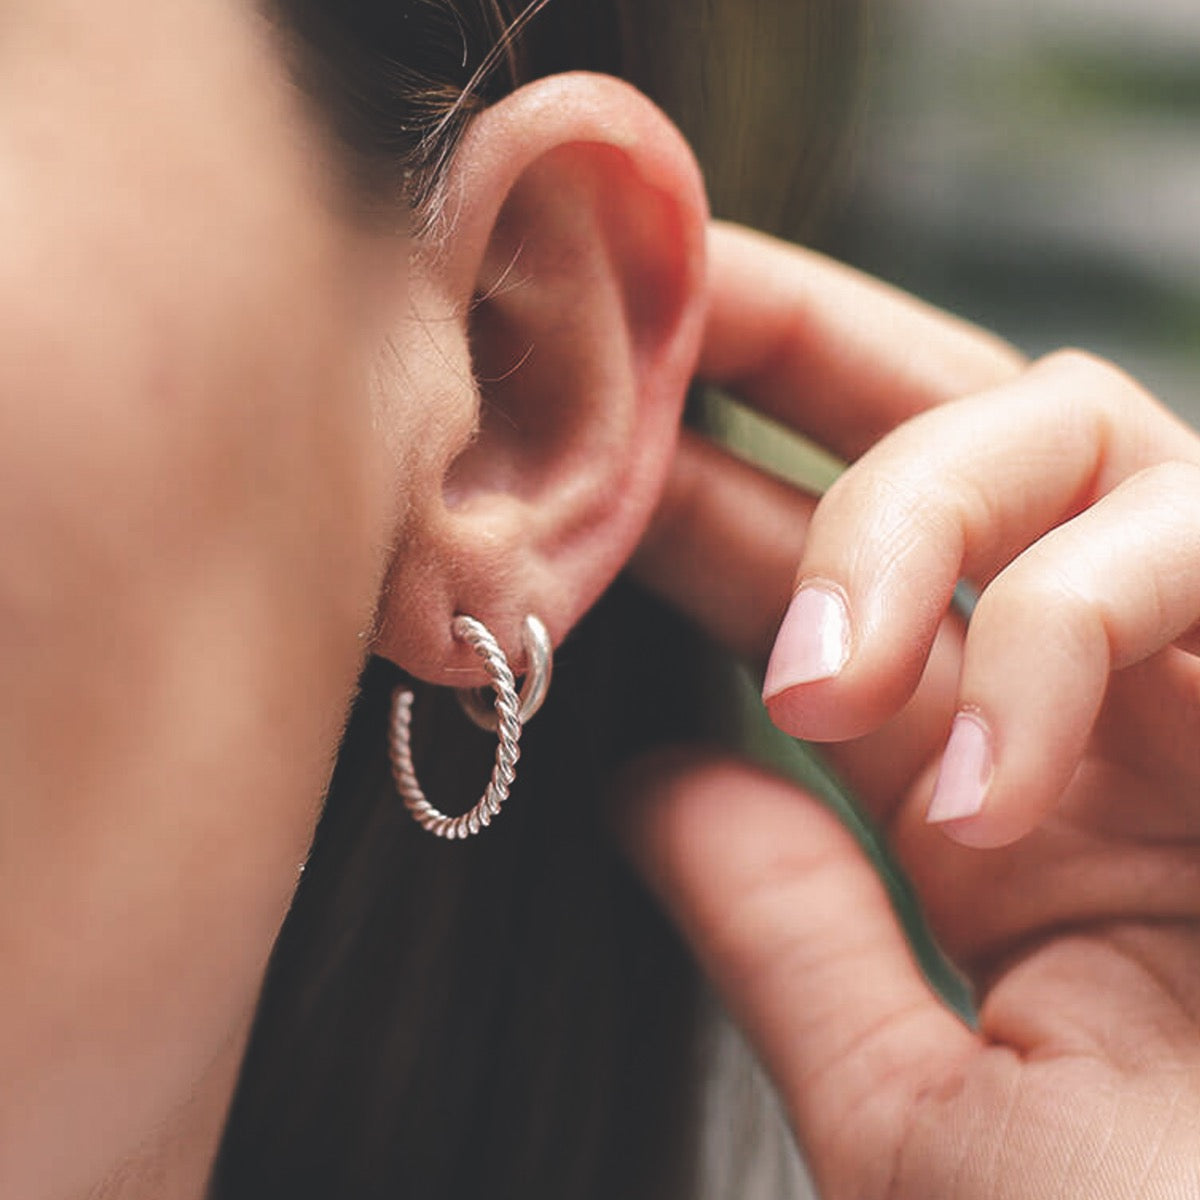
[622,222,1200,1199]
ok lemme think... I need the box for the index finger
[703,222,1026,459]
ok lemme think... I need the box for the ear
[372,72,708,685]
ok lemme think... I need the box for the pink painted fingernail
[927,712,993,824]
[762,584,851,699]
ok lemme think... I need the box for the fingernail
[762,584,851,699]
[927,712,993,824]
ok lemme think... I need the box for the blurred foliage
[698,389,844,493]
[1018,46,1200,118]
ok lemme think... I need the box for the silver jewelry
[389,614,552,839]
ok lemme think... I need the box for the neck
[84,1026,248,1200]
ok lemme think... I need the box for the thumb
[616,749,977,1198]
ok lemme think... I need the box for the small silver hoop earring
[389,614,552,840]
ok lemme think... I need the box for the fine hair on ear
[214,3,865,1198]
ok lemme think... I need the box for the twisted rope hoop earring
[389,614,553,840]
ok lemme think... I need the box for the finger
[631,431,964,808]
[617,750,977,1198]
[1097,647,1200,795]
[923,459,1200,848]
[703,222,1026,459]
[763,350,1200,747]
[631,430,812,663]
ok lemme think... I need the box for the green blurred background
[835,0,1200,430]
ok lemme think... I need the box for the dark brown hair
[212,3,862,1196]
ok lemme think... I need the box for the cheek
[0,15,401,1195]
[0,218,389,1197]
[0,275,380,1191]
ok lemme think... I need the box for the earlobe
[372,73,708,686]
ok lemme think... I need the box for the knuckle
[1036,346,1117,383]
[828,462,961,566]
[1033,347,1151,414]
[1140,457,1200,496]
[976,561,1109,660]
[1119,461,1200,546]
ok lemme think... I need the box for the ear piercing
[389,615,552,839]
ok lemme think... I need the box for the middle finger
[763,350,1200,746]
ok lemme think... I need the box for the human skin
[0,3,707,1197]
[625,223,1200,1199]
[6,3,1200,1198]
[0,4,394,1193]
